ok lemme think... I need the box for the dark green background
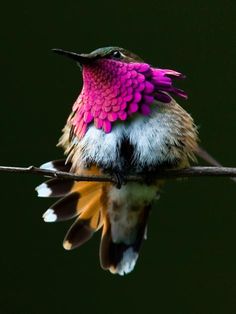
[1,1,236,313]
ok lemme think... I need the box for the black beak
[52,48,93,64]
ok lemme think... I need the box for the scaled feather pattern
[71,59,187,138]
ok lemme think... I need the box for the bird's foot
[112,171,126,189]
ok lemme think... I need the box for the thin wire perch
[0,165,235,183]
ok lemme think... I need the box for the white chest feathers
[72,104,183,170]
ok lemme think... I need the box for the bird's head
[53,46,187,137]
[52,46,144,65]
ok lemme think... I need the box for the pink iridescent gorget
[71,58,187,138]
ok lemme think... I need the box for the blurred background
[1,0,236,313]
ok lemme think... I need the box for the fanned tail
[36,162,157,275]
[36,160,108,250]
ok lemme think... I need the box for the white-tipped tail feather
[39,159,72,173]
[115,248,139,276]
[35,183,52,197]
[40,161,56,171]
[43,209,57,222]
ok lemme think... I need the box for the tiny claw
[113,171,126,189]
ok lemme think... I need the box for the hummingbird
[36,46,204,275]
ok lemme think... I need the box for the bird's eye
[111,50,122,59]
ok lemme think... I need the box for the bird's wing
[196,146,236,183]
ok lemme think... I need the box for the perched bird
[36,46,200,275]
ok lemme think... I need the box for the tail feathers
[42,192,80,222]
[36,160,153,275]
[40,181,104,221]
[100,205,151,276]
[63,193,103,250]
[36,179,101,199]
[39,159,72,172]
[63,219,95,250]
[36,160,108,251]
[36,178,75,198]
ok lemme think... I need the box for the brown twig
[0,165,235,183]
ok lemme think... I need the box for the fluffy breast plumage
[59,100,198,173]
